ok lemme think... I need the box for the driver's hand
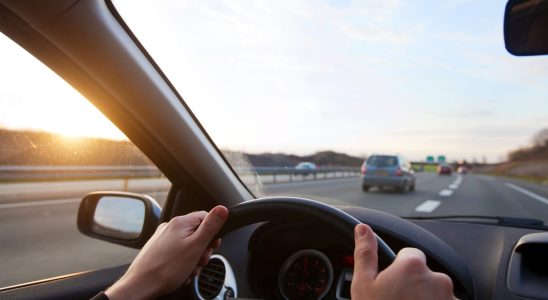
[351,224,457,300]
[105,205,228,300]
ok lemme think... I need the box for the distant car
[361,155,415,193]
[437,164,452,175]
[295,162,317,176]
[457,166,468,174]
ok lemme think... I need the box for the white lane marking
[415,200,441,213]
[505,183,548,206]
[0,198,80,209]
[439,189,453,197]
[446,175,462,191]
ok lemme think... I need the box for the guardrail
[252,166,361,183]
[0,165,361,183]
[0,166,360,203]
[0,165,162,181]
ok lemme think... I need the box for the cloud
[86,0,548,162]
[337,23,412,45]
[443,109,494,118]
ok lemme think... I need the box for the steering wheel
[217,197,396,268]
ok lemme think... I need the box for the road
[263,173,548,220]
[1,173,548,287]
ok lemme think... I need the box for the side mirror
[504,0,548,55]
[77,191,161,248]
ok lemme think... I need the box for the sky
[1,0,548,162]
[0,34,125,140]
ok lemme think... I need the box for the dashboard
[190,206,548,300]
[246,223,355,300]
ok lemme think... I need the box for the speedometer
[278,249,334,300]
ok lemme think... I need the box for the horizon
[0,127,528,164]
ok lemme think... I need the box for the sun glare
[0,33,127,141]
[0,90,127,141]
[32,99,128,141]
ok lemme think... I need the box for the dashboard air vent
[197,257,226,299]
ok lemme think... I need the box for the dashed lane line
[505,183,548,206]
[445,175,462,191]
[415,200,441,213]
[439,189,453,197]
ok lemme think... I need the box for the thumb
[192,205,228,247]
[352,224,378,284]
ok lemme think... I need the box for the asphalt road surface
[1,173,548,287]
[262,173,548,220]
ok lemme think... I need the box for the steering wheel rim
[217,197,396,268]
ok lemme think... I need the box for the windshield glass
[367,156,398,167]
[114,1,548,225]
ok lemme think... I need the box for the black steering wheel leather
[217,197,396,268]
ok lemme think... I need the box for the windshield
[114,1,548,225]
[367,156,398,167]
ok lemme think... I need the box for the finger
[209,238,221,249]
[398,247,426,261]
[395,247,427,264]
[191,266,202,278]
[352,224,378,284]
[186,210,208,222]
[192,206,228,247]
[393,247,428,274]
[171,211,208,229]
[198,248,213,267]
[166,211,208,238]
[432,272,454,297]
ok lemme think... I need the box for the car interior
[1,0,548,299]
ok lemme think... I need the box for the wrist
[105,276,159,300]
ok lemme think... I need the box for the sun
[0,33,127,141]
[1,93,127,141]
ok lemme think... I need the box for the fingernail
[356,225,367,238]
[213,206,228,219]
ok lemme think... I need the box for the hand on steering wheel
[352,224,456,300]
[103,198,456,300]
[105,206,228,300]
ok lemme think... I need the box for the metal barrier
[0,166,360,203]
[0,165,162,181]
[252,166,361,183]
[0,165,361,182]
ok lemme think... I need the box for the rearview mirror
[505,0,548,56]
[78,191,161,248]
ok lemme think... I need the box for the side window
[0,34,170,287]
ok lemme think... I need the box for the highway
[1,173,548,287]
[262,173,548,220]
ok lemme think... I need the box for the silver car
[361,155,415,193]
